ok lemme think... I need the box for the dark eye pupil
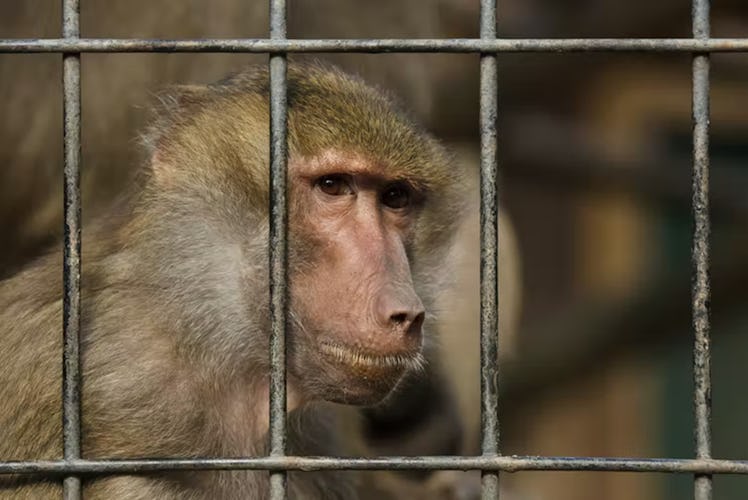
[383,185,410,209]
[318,175,346,195]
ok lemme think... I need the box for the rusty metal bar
[61,0,82,498]
[479,1,500,499]
[268,0,288,499]
[1,37,748,53]
[1,456,748,475]
[691,1,712,500]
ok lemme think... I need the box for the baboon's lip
[318,341,424,372]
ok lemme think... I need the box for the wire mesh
[0,0,743,498]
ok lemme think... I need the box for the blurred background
[1,1,748,499]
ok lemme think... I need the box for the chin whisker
[289,310,310,337]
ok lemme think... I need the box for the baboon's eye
[316,174,353,196]
[381,183,411,210]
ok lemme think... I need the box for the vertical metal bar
[479,0,500,498]
[268,0,288,499]
[692,1,712,500]
[62,0,82,499]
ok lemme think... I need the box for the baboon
[0,64,469,499]
[1,2,522,497]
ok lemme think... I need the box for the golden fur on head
[145,62,466,227]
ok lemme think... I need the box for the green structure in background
[661,316,748,500]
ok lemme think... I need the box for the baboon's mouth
[318,341,424,372]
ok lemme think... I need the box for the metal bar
[1,456,748,475]
[268,0,288,499]
[692,1,712,500]
[61,0,82,498]
[2,37,748,53]
[479,1,500,499]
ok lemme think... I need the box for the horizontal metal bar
[1,457,748,475]
[0,38,748,53]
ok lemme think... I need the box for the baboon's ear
[143,85,209,185]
